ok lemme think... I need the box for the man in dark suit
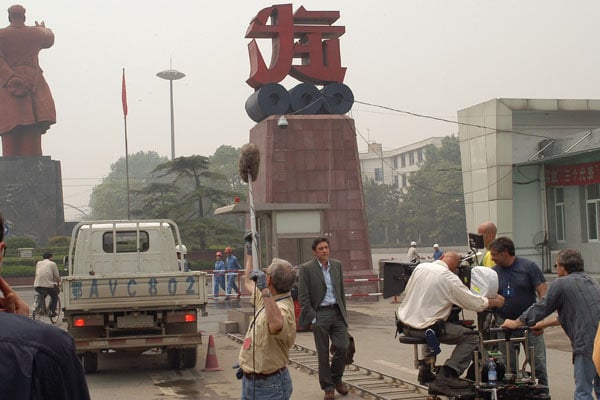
[299,237,349,400]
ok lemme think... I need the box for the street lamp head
[156,69,186,81]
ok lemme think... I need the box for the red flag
[121,68,128,116]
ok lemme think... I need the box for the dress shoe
[335,382,348,395]
[324,389,335,400]
[417,365,436,384]
[434,366,471,389]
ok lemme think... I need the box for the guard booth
[215,201,329,330]
[214,201,329,267]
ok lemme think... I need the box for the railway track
[227,333,432,400]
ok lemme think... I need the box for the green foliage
[363,179,402,245]
[48,236,70,247]
[89,151,169,219]
[398,135,466,245]
[5,235,36,249]
[1,265,35,277]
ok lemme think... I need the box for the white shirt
[34,258,60,288]
[397,260,489,329]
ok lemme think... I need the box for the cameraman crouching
[397,251,505,388]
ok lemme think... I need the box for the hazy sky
[8,1,600,219]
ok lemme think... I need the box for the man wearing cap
[213,251,226,300]
[432,244,443,260]
[225,246,242,300]
[176,244,191,272]
[407,241,423,263]
[34,251,60,317]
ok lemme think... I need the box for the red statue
[0,4,56,157]
[245,4,346,89]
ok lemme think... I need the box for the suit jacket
[298,257,347,328]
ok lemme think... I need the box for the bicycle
[32,290,61,324]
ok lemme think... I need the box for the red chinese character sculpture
[245,4,346,89]
[0,4,56,157]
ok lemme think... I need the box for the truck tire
[167,348,182,369]
[182,347,197,369]
[81,352,98,374]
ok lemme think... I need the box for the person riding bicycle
[34,251,60,317]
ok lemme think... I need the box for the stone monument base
[250,115,379,300]
[0,156,65,245]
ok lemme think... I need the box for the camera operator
[397,251,505,389]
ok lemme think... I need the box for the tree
[363,179,402,245]
[150,155,242,249]
[398,135,466,245]
[89,151,168,219]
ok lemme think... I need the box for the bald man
[477,221,497,267]
[397,251,505,388]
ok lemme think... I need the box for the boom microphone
[238,143,260,183]
[238,143,261,272]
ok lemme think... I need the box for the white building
[358,137,443,191]
[458,98,600,273]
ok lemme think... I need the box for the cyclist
[34,251,60,317]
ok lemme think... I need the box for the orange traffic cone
[203,334,223,371]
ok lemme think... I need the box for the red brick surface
[249,115,377,298]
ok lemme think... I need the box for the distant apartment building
[358,137,443,190]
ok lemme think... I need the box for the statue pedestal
[0,156,65,244]
[250,115,378,300]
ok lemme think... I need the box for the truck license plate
[117,314,155,328]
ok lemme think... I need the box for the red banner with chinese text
[545,161,600,186]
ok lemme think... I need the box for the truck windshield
[102,231,150,253]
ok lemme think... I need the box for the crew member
[397,251,504,389]
[238,236,297,400]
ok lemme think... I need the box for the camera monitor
[468,233,485,249]
[382,260,416,298]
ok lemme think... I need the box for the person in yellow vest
[477,221,497,267]
[476,221,497,338]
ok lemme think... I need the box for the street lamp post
[156,69,185,160]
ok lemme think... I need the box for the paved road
[12,250,578,400]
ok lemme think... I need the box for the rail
[227,333,430,400]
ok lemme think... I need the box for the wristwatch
[262,289,272,298]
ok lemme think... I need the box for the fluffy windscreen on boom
[238,143,260,183]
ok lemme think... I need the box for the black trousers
[312,306,348,391]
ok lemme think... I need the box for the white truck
[62,220,208,373]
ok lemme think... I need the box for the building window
[400,154,406,168]
[555,187,565,241]
[586,184,600,241]
[393,175,399,187]
[417,149,423,162]
[409,152,415,165]
[374,168,383,182]
[393,157,398,169]
[401,174,407,188]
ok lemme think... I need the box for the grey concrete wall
[0,156,65,245]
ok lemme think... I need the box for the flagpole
[122,68,131,220]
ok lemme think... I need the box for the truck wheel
[167,348,182,369]
[81,352,98,374]
[182,347,197,369]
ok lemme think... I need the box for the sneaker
[49,311,58,318]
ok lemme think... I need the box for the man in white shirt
[397,251,504,388]
[34,251,60,317]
